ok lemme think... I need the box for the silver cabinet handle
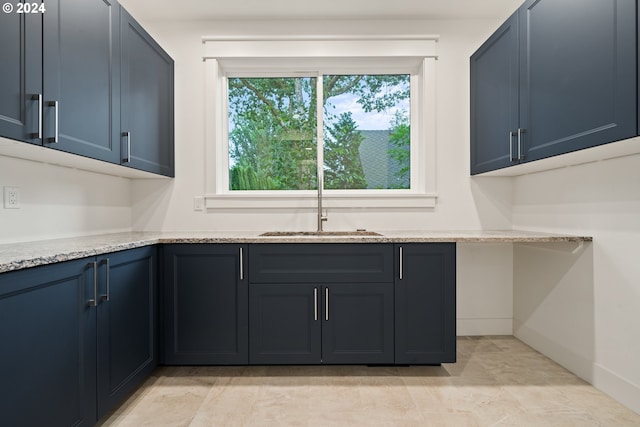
[509,131,516,162]
[399,246,403,280]
[325,287,329,321]
[101,258,110,302]
[314,288,318,321]
[88,261,98,307]
[48,101,58,143]
[239,247,244,280]
[31,94,42,139]
[122,132,131,163]
[517,128,525,160]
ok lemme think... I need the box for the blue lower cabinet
[321,283,394,364]
[162,244,248,365]
[248,244,396,365]
[249,283,321,364]
[0,258,97,427]
[96,247,157,419]
[0,246,157,426]
[247,243,456,365]
[249,282,394,365]
[395,244,456,364]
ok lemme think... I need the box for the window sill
[203,192,436,210]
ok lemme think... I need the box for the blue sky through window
[325,92,410,130]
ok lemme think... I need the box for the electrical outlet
[4,187,20,209]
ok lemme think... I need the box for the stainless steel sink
[259,230,383,237]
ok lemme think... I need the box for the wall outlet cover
[194,196,204,212]
[4,187,20,209]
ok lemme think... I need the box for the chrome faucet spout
[317,183,327,232]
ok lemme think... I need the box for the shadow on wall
[131,179,175,230]
[513,241,594,382]
[469,177,513,229]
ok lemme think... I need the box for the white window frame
[203,35,438,210]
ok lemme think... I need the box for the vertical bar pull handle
[88,261,98,307]
[517,128,525,160]
[48,101,59,143]
[399,246,403,280]
[31,94,42,139]
[122,132,131,163]
[239,247,244,280]
[101,258,110,301]
[314,288,318,321]
[325,287,329,321]
[509,131,516,162]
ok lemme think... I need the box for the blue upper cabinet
[42,0,121,164]
[471,0,637,175]
[470,11,519,175]
[518,0,636,163]
[0,11,42,144]
[120,7,175,177]
[0,1,174,177]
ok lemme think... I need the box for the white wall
[0,151,133,243]
[512,154,640,414]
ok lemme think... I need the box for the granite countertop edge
[0,230,592,274]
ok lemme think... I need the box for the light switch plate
[194,196,204,212]
[4,187,20,209]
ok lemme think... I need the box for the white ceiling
[119,0,519,22]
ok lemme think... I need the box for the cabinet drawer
[249,244,393,283]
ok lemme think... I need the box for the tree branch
[239,78,287,128]
[325,76,363,99]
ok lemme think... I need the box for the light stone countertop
[0,230,592,274]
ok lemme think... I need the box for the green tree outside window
[228,75,410,190]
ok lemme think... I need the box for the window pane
[228,77,317,190]
[323,74,410,190]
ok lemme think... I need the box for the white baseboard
[457,317,512,336]
[593,363,640,415]
[513,320,594,380]
[514,320,640,415]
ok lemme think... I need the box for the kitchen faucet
[317,176,327,232]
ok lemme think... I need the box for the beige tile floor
[99,336,640,426]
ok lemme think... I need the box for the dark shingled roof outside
[358,130,409,189]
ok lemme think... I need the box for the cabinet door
[0,10,42,144]
[395,244,456,364]
[96,247,157,419]
[163,245,248,364]
[42,0,120,163]
[0,258,96,427]
[249,284,321,364]
[519,0,636,162]
[120,7,174,177]
[322,284,394,364]
[470,10,519,175]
